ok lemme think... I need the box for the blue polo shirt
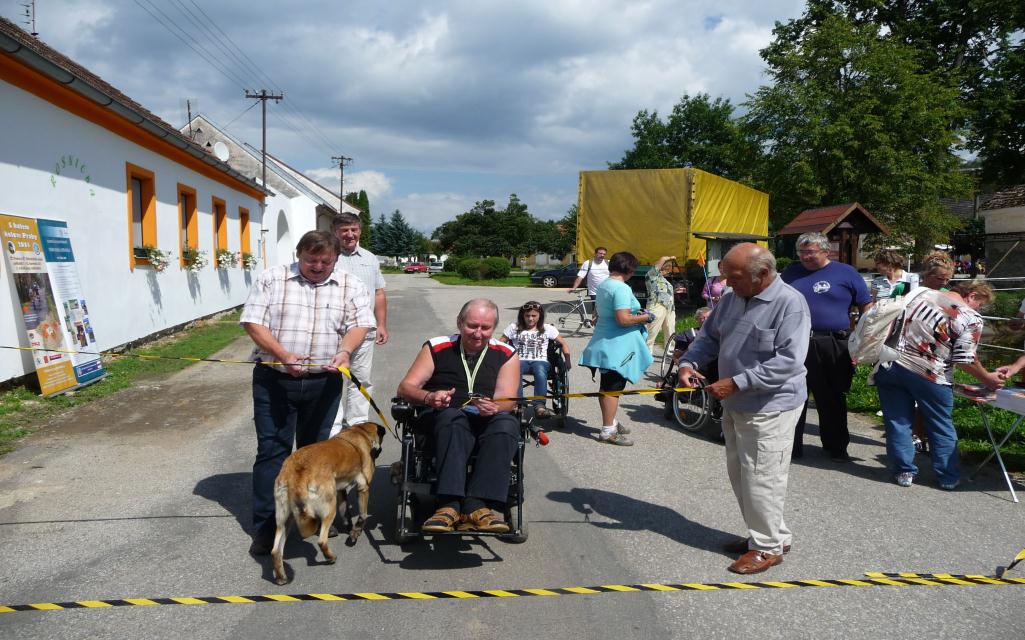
[781,261,870,332]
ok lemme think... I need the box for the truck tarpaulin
[577,168,768,264]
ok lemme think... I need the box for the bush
[776,256,793,272]
[483,257,511,279]
[454,256,512,280]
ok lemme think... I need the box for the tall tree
[610,93,759,182]
[744,11,972,252]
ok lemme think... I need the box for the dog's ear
[377,425,386,441]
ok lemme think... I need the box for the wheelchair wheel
[671,385,711,432]
[550,371,569,428]
[659,333,676,378]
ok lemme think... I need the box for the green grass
[849,364,1025,471]
[430,273,532,286]
[0,310,246,457]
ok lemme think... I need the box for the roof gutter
[0,32,270,196]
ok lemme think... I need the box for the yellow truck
[576,168,769,272]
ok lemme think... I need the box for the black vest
[424,335,514,405]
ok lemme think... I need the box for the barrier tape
[0,344,697,409]
[3,570,1022,615]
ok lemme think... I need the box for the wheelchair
[389,398,545,544]
[520,340,571,428]
[656,353,722,438]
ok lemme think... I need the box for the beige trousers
[645,301,675,354]
[330,334,375,437]
[722,405,801,555]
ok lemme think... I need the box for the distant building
[182,115,361,266]
[981,185,1025,277]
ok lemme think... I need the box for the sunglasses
[521,303,542,310]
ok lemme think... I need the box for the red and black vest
[423,335,514,404]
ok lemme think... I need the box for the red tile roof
[777,202,889,235]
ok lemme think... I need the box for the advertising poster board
[1,214,106,395]
[37,219,105,385]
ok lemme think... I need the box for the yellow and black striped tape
[3,573,1023,614]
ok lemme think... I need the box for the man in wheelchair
[396,298,521,534]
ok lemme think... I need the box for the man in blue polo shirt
[782,232,872,462]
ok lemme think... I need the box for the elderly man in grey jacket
[678,243,810,575]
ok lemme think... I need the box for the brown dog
[270,422,386,585]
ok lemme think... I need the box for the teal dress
[580,278,653,383]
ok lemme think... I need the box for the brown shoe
[728,550,783,574]
[722,537,791,555]
[457,508,510,533]
[421,506,460,533]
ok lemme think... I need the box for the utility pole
[331,155,352,213]
[244,90,284,191]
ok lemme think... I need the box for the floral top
[645,267,674,309]
[892,291,983,385]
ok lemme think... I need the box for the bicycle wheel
[660,332,676,378]
[671,385,711,432]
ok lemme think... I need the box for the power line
[133,0,248,91]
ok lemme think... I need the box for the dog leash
[335,366,398,441]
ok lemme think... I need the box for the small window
[126,163,156,269]
[178,184,198,267]
[212,196,228,265]
[239,207,251,256]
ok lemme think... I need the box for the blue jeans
[875,363,959,485]
[251,366,342,534]
[520,360,550,407]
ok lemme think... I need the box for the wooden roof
[982,185,1025,211]
[777,202,889,236]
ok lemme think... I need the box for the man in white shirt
[330,212,388,435]
[570,246,610,297]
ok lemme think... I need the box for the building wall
[984,206,1025,278]
[0,79,262,383]
[984,207,1025,234]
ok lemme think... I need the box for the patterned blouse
[892,291,982,385]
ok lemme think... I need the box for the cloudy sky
[5,0,805,231]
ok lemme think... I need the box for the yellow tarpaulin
[577,168,768,264]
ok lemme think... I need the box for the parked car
[530,263,579,288]
[427,261,445,273]
[530,262,689,306]
[403,262,428,273]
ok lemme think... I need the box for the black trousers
[794,333,854,457]
[430,407,518,504]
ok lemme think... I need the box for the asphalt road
[1,274,1022,639]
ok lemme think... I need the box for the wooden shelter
[777,203,889,266]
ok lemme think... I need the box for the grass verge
[0,311,246,457]
[430,273,532,287]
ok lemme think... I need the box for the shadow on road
[546,486,730,554]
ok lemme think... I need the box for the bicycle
[543,290,594,333]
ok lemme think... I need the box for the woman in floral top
[874,281,1003,490]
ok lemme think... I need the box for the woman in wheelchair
[500,300,571,419]
[396,298,522,534]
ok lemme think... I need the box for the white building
[182,115,362,267]
[0,19,268,384]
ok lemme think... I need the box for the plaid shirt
[240,263,375,372]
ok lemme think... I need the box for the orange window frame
[212,196,228,265]
[178,184,198,268]
[239,207,251,256]
[126,162,156,271]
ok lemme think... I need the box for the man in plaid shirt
[240,229,375,555]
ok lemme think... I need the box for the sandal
[421,506,460,533]
[457,508,510,533]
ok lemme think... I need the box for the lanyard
[460,341,487,394]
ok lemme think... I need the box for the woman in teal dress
[580,251,655,445]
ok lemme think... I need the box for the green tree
[610,93,759,182]
[387,210,423,258]
[744,11,972,253]
[371,213,394,256]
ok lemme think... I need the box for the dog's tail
[289,479,322,539]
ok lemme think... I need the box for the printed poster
[1,214,106,395]
[37,219,105,385]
